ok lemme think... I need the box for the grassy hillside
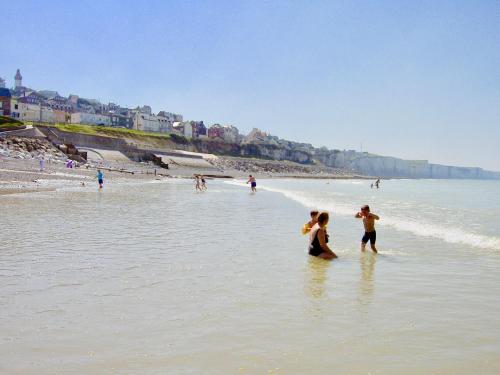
[0,115,24,130]
[34,122,188,144]
[43,123,171,138]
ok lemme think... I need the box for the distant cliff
[195,141,500,179]
[192,139,312,164]
[314,149,500,179]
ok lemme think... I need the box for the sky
[1,0,499,170]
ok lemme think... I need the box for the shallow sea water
[1,178,500,374]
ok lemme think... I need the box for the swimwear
[251,181,257,188]
[98,179,103,185]
[309,229,329,257]
[362,231,376,244]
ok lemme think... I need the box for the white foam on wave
[224,180,500,251]
[258,184,356,216]
[224,179,248,188]
[381,216,500,251]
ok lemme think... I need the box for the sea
[1,178,500,374]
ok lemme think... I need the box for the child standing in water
[97,169,104,189]
[247,175,257,192]
[355,205,379,253]
[302,210,319,235]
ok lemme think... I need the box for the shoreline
[0,136,374,195]
[0,158,374,196]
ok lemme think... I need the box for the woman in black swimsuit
[309,212,337,260]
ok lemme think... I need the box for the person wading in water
[247,175,257,192]
[308,212,337,260]
[355,205,380,253]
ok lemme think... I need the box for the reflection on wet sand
[304,257,330,300]
[358,252,376,308]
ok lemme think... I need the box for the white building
[71,112,111,126]
[133,112,172,133]
[10,98,19,118]
[40,107,55,123]
[172,121,193,138]
[158,112,183,123]
[222,125,240,143]
[16,101,41,122]
[0,77,5,88]
[13,101,56,123]
[139,105,152,115]
[243,128,268,143]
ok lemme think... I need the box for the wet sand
[0,156,367,195]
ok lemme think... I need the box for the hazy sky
[1,0,499,170]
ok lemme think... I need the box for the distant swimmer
[308,212,337,260]
[301,210,319,235]
[247,175,257,192]
[200,175,207,190]
[355,205,380,253]
[97,169,104,189]
[375,178,380,189]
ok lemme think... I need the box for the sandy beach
[0,158,370,196]
[0,135,369,195]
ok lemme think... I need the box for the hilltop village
[1,69,499,180]
[0,69,309,150]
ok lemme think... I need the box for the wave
[224,180,500,251]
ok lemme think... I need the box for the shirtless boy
[355,205,380,253]
[247,175,257,192]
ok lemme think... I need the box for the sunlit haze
[1,0,499,170]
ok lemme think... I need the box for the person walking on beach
[375,178,380,189]
[38,154,45,172]
[302,210,319,235]
[247,175,257,192]
[194,175,201,191]
[200,175,207,190]
[97,169,104,189]
[355,205,380,253]
[309,212,337,260]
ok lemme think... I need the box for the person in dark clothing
[308,212,337,260]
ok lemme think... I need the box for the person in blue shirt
[97,169,104,189]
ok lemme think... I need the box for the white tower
[15,69,22,88]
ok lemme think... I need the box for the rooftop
[0,88,12,97]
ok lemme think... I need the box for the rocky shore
[0,136,168,195]
[0,136,67,162]
[208,156,365,178]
